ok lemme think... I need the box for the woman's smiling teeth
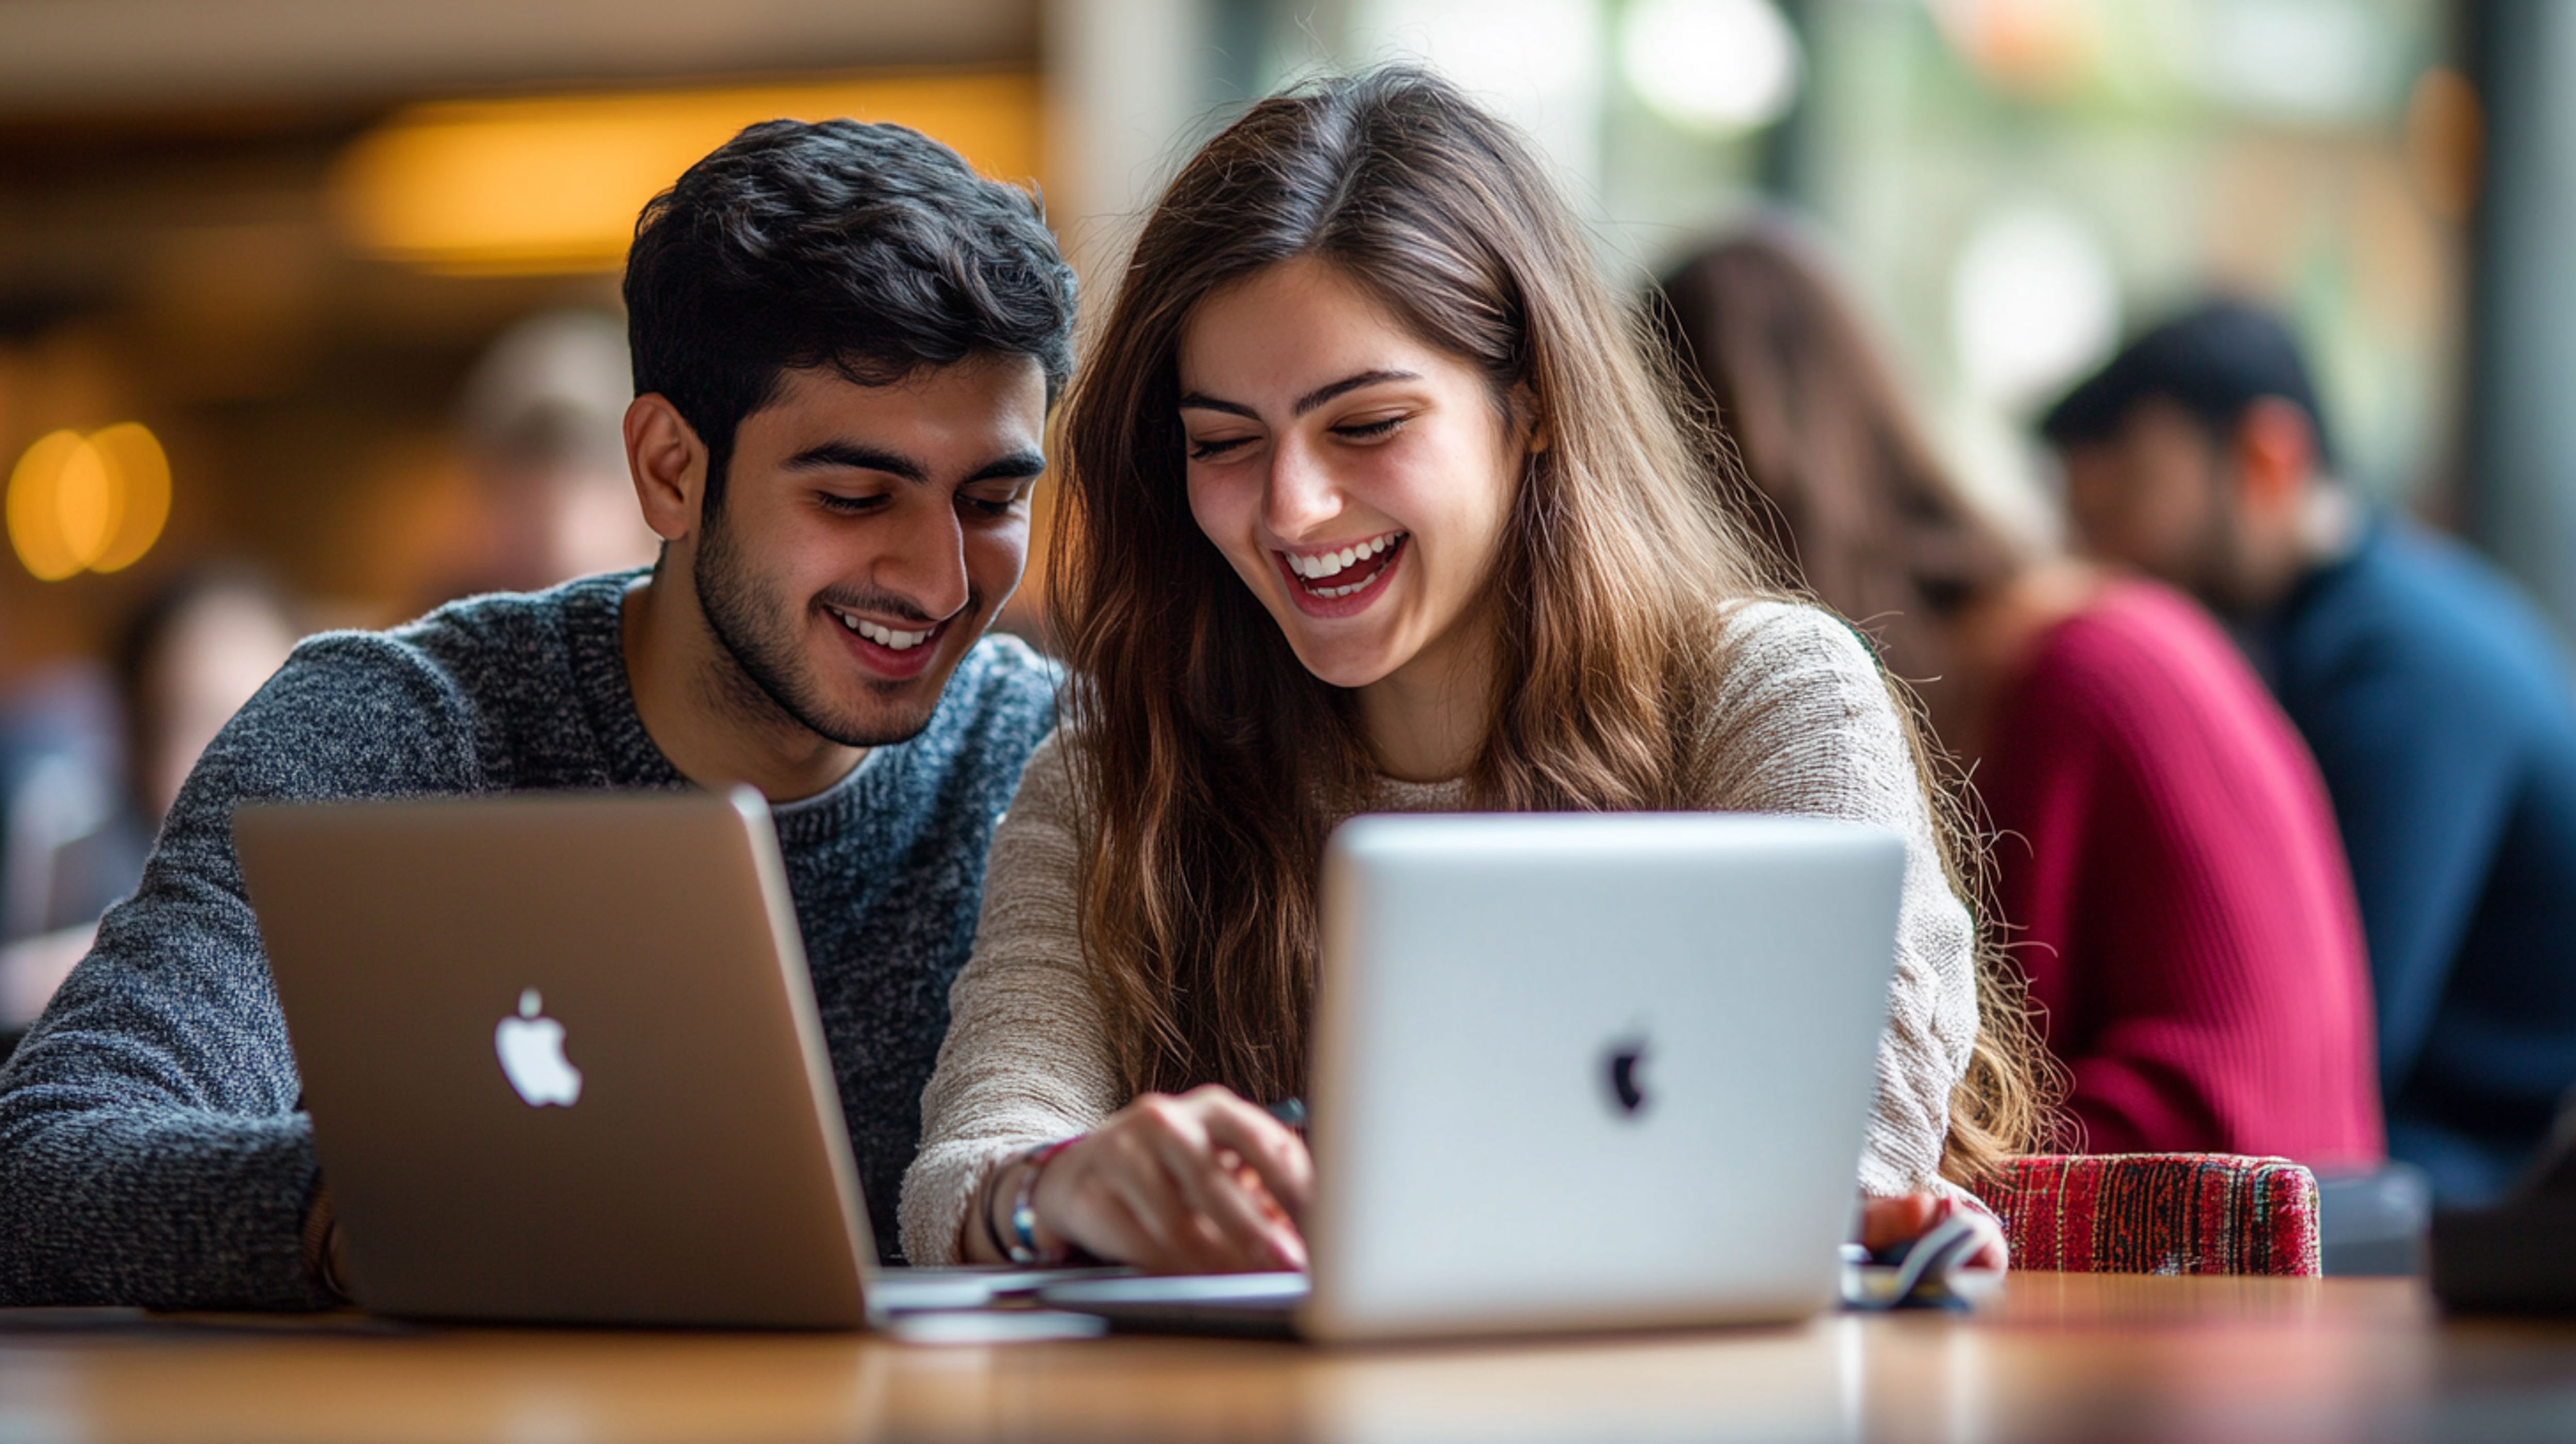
[832,608,934,651]
[1283,532,1405,596]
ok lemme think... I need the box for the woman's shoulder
[2017,579,2276,724]
[2001,579,2317,784]
[1001,726,1083,828]
[2041,578,2235,667]
[1719,595,1875,653]
[1710,597,1887,706]
[1688,598,1916,807]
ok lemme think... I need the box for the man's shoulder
[383,575,624,676]
[259,626,474,728]
[2295,520,2572,704]
[284,574,605,678]
[325,576,629,715]
[224,575,632,793]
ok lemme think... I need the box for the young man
[2044,301,2576,1204]
[0,118,1077,1306]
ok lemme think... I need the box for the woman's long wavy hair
[1052,69,2042,1180]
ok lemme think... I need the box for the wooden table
[4,1275,2573,1442]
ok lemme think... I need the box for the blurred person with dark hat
[2045,301,2576,1205]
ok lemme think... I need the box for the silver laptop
[1041,811,1906,1341]
[236,788,884,1328]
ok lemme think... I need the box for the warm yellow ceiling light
[332,73,1043,277]
[8,423,172,582]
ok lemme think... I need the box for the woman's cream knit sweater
[898,601,1981,1264]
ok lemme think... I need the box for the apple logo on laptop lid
[1604,1035,1650,1119]
[496,988,583,1107]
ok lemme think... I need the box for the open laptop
[237,787,1003,1329]
[1039,812,1908,1341]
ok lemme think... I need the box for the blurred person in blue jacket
[2043,301,2576,1204]
[0,666,133,1030]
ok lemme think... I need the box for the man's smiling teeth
[832,609,933,651]
[1284,532,1404,581]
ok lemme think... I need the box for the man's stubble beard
[691,506,969,750]
[2189,458,2262,616]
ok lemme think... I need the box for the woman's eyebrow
[1293,369,1419,416]
[1176,369,1424,421]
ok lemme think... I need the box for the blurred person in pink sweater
[1656,229,2382,1169]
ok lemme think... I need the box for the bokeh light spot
[1952,205,2120,411]
[89,422,172,573]
[10,430,90,581]
[1621,0,1803,136]
[8,423,173,581]
[54,436,113,566]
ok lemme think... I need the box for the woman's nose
[1261,438,1343,540]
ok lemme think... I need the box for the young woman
[898,72,2042,1273]
[1655,229,2382,1167]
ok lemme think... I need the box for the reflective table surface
[3,1274,2572,1442]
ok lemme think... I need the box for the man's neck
[2236,482,2362,615]
[619,568,868,804]
[2298,482,2364,572]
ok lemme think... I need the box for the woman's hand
[1860,1192,2008,1271]
[1030,1084,1312,1272]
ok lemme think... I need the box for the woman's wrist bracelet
[977,1160,1018,1264]
[1005,1136,1083,1267]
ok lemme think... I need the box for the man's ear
[625,394,706,543]
[2231,396,2317,520]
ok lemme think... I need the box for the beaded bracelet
[1005,1136,1083,1267]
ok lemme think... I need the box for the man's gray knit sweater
[0,572,1058,1308]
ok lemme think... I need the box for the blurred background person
[446,309,660,600]
[115,567,304,824]
[0,666,130,1038]
[0,568,300,1040]
[1658,230,2382,1171]
[2045,304,2576,1206]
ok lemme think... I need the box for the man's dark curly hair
[623,118,1077,514]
